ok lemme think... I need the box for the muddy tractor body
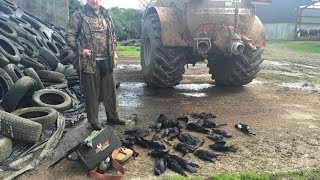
[141,0,271,87]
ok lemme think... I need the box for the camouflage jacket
[66,4,116,74]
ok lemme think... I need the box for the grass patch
[258,72,299,82]
[278,41,320,53]
[116,45,140,57]
[165,170,320,180]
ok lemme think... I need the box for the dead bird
[167,156,187,177]
[178,133,204,149]
[150,123,162,132]
[209,143,238,153]
[158,114,180,128]
[152,132,162,141]
[170,155,199,173]
[193,150,221,162]
[202,118,227,128]
[148,149,169,158]
[154,157,167,176]
[124,127,152,137]
[197,112,217,119]
[174,143,195,156]
[186,123,210,134]
[207,133,224,141]
[235,123,256,136]
[212,129,232,138]
[140,137,166,150]
[162,127,181,141]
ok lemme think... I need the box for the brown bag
[89,149,125,180]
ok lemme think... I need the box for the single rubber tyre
[20,56,46,71]
[0,35,21,64]
[36,70,66,83]
[0,51,10,67]
[0,137,12,163]
[0,20,17,39]
[23,68,44,90]
[0,68,14,102]
[0,110,42,143]
[208,45,264,86]
[12,107,58,129]
[60,49,75,65]
[1,76,37,112]
[16,37,39,56]
[32,89,72,111]
[39,47,59,70]
[141,13,186,88]
[3,63,25,82]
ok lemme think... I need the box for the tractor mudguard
[146,7,190,47]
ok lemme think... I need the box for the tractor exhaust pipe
[231,42,244,55]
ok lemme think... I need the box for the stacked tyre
[0,0,76,162]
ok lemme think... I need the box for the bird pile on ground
[121,112,255,176]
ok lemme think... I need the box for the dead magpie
[207,133,224,141]
[167,156,187,177]
[150,123,162,132]
[235,123,256,136]
[170,155,198,173]
[178,133,204,149]
[154,158,167,176]
[193,150,216,162]
[124,127,152,137]
[197,112,217,119]
[174,143,195,156]
[212,129,232,138]
[186,123,210,134]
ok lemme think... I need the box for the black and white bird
[235,123,256,136]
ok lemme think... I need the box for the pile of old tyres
[0,0,79,164]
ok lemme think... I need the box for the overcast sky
[82,0,141,9]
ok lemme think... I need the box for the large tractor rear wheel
[141,13,186,88]
[208,45,264,86]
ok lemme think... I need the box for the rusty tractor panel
[145,0,269,56]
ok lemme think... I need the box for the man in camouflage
[66,0,125,130]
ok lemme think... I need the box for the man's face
[87,0,101,11]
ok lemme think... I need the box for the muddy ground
[2,41,320,179]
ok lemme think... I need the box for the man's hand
[81,49,92,57]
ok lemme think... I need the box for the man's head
[87,0,101,11]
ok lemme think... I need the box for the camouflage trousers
[80,60,119,125]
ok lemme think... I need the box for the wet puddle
[280,82,320,92]
[117,64,142,71]
[118,82,145,107]
[175,83,213,97]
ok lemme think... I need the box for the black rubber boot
[108,118,125,125]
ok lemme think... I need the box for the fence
[12,0,69,28]
[264,23,296,41]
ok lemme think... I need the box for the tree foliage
[109,7,143,41]
[68,0,82,17]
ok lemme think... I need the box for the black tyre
[39,47,59,69]
[42,39,60,58]
[3,64,25,82]
[0,110,42,143]
[55,63,65,73]
[36,70,66,84]
[20,56,46,71]
[16,37,39,56]
[0,35,21,64]
[9,16,31,27]
[60,49,75,65]
[33,54,52,70]
[0,51,10,67]
[38,26,52,40]
[53,41,63,51]
[141,13,186,88]
[0,137,12,163]
[2,0,18,11]
[27,35,45,49]
[12,107,58,129]
[0,4,13,15]
[64,65,77,78]
[23,68,44,90]
[21,14,42,30]
[0,68,14,102]
[1,76,37,112]
[14,24,42,39]
[52,31,66,46]
[208,45,264,86]
[9,40,25,55]
[0,18,17,39]
[32,89,72,111]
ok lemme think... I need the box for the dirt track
[3,42,320,179]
